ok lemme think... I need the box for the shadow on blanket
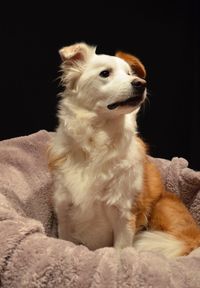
[0,130,200,287]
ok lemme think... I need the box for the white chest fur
[52,113,144,250]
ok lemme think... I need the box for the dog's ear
[116,51,146,79]
[59,43,95,65]
[59,43,96,89]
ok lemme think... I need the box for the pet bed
[0,130,200,288]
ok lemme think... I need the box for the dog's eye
[99,70,110,78]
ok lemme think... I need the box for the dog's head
[59,43,146,117]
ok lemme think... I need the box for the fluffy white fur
[50,43,147,250]
[49,43,200,258]
[133,231,186,258]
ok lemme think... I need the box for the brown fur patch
[132,155,164,232]
[116,51,146,79]
[131,137,200,255]
[149,192,200,255]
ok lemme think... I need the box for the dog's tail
[133,230,200,258]
[133,231,185,258]
[133,191,200,258]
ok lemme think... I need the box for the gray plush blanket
[0,130,200,288]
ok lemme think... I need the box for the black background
[1,1,200,169]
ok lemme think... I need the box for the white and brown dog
[49,43,200,257]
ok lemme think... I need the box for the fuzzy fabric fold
[0,131,200,288]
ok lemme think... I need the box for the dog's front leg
[53,189,74,241]
[107,206,135,249]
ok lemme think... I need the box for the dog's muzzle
[107,78,146,110]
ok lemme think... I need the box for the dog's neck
[58,101,138,154]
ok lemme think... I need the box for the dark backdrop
[1,1,200,169]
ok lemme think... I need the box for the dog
[49,42,200,257]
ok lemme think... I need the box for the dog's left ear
[59,43,96,89]
[59,43,95,65]
[116,51,146,79]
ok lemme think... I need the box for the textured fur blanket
[0,130,200,288]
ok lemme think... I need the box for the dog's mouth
[107,95,144,110]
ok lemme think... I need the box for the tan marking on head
[116,51,146,79]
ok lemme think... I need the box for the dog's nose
[131,78,146,93]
